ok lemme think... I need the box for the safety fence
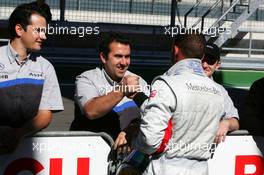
[0,0,264,27]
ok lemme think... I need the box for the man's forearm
[227,117,239,132]
[83,90,124,119]
[15,110,52,138]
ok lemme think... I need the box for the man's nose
[120,57,128,65]
[40,32,47,40]
[202,61,208,67]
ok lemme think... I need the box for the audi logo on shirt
[29,72,44,78]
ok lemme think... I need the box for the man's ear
[99,52,106,64]
[171,45,179,62]
[15,24,24,37]
[174,45,179,56]
[216,61,221,69]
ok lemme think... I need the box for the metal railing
[193,0,222,30]
[182,0,264,33]
[184,0,203,27]
[207,0,240,30]
[222,28,264,58]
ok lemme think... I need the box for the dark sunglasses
[202,57,219,65]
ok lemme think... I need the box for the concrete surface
[44,97,74,131]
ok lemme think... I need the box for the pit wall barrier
[0,131,113,175]
[208,130,263,175]
[0,131,263,175]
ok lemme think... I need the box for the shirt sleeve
[133,79,176,154]
[221,86,239,119]
[38,64,64,112]
[75,73,100,110]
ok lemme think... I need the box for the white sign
[209,136,263,175]
[0,135,263,175]
[0,136,111,175]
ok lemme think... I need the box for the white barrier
[0,132,263,175]
[0,131,113,175]
[209,136,263,175]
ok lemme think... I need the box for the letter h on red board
[50,158,90,175]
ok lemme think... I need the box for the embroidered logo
[29,72,44,77]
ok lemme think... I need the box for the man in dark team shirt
[0,1,63,154]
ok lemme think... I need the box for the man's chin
[116,73,126,81]
[35,46,42,51]
[117,70,126,76]
[205,72,213,77]
[29,47,41,52]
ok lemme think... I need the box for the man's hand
[214,119,230,144]
[113,131,131,154]
[214,117,239,144]
[121,75,140,98]
[0,126,20,154]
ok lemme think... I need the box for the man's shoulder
[125,70,137,76]
[0,45,7,55]
[32,54,55,70]
[213,81,225,89]
[79,67,101,77]
[211,81,230,93]
[0,45,7,50]
[76,67,104,83]
[152,73,188,83]
[34,54,51,64]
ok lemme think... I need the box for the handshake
[119,75,141,99]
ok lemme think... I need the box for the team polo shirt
[0,43,64,128]
[71,67,149,138]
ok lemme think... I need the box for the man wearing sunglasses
[202,43,222,78]
[202,43,239,144]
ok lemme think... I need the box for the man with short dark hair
[132,30,225,175]
[70,33,149,149]
[0,2,63,154]
[202,43,239,144]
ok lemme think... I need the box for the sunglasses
[202,57,219,65]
